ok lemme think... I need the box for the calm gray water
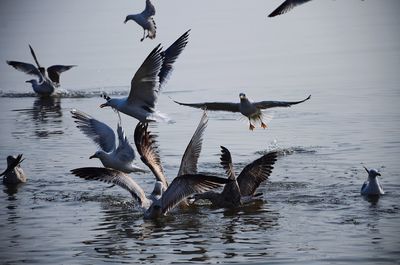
[0,0,399,264]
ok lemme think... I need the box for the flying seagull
[174,93,311,130]
[268,0,312,17]
[124,0,156,42]
[7,45,76,95]
[100,30,190,122]
[1,154,27,185]
[361,166,384,196]
[71,109,146,174]
[194,146,277,208]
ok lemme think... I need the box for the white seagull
[124,0,156,42]
[268,0,312,17]
[1,154,27,185]
[7,45,76,96]
[361,166,384,196]
[100,30,190,122]
[174,93,311,130]
[71,109,146,174]
[194,146,277,208]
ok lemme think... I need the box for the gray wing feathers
[268,0,312,17]
[255,95,311,109]
[237,152,278,196]
[7,61,42,78]
[174,100,240,112]
[142,0,156,17]
[115,123,136,162]
[219,146,236,180]
[71,109,116,153]
[177,111,208,176]
[47,65,76,85]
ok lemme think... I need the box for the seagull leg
[140,29,145,42]
[260,120,268,129]
[249,120,255,130]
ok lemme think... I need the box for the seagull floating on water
[174,93,311,130]
[194,146,277,208]
[361,166,384,196]
[124,0,156,42]
[268,0,312,17]
[100,30,190,122]
[71,109,146,174]
[1,154,27,185]
[7,45,76,96]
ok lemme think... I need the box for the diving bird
[1,154,27,185]
[71,109,146,174]
[194,146,277,208]
[100,30,190,122]
[361,166,384,196]
[268,0,312,17]
[7,45,76,95]
[124,0,156,42]
[174,93,311,130]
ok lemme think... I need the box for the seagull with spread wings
[268,0,312,17]
[174,93,311,130]
[124,0,157,42]
[100,30,190,122]
[71,111,228,219]
[194,146,277,208]
[7,45,76,96]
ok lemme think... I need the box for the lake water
[0,0,399,264]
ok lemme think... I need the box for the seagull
[194,146,277,208]
[361,166,384,196]
[70,112,228,219]
[7,45,76,95]
[71,109,146,174]
[268,0,312,17]
[174,93,311,130]
[1,154,27,185]
[124,0,157,42]
[100,30,190,122]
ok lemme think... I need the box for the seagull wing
[47,65,77,85]
[219,146,236,180]
[134,122,168,188]
[158,30,190,89]
[128,44,163,109]
[268,0,312,17]
[142,0,156,17]
[254,95,311,109]
[70,167,149,206]
[177,111,208,176]
[71,109,116,153]
[161,174,228,215]
[237,152,277,196]
[0,154,24,176]
[6,61,41,78]
[174,100,240,112]
[114,123,136,162]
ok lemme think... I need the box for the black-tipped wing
[174,100,240,113]
[219,146,236,180]
[268,0,312,17]
[161,174,228,215]
[6,61,41,78]
[0,154,24,176]
[142,0,156,17]
[158,30,190,88]
[47,65,76,85]
[71,109,116,153]
[254,95,311,109]
[70,167,148,206]
[177,111,208,176]
[128,44,163,108]
[134,122,168,188]
[237,152,277,196]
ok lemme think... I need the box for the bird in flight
[124,0,156,42]
[268,0,312,17]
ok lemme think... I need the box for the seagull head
[99,94,115,108]
[25,79,37,85]
[239,93,246,99]
[364,166,381,178]
[89,151,102,160]
[123,16,130,24]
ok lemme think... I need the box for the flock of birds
[2,0,384,220]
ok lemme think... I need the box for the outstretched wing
[219,146,236,180]
[114,123,136,162]
[237,152,278,196]
[174,100,240,113]
[268,0,312,17]
[158,30,190,89]
[47,65,76,85]
[0,154,24,176]
[70,167,149,206]
[128,44,163,109]
[71,109,116,153]
[177,111,208,176]
[134,122,168,188]
[142,0,156,17]
[161,174,228,215]
[6,61,41,78]
[254,95,311,109]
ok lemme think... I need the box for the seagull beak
[89,154,96,159]
[377,173,381,176]
[123,19,128,24]
[100,103,108,108]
